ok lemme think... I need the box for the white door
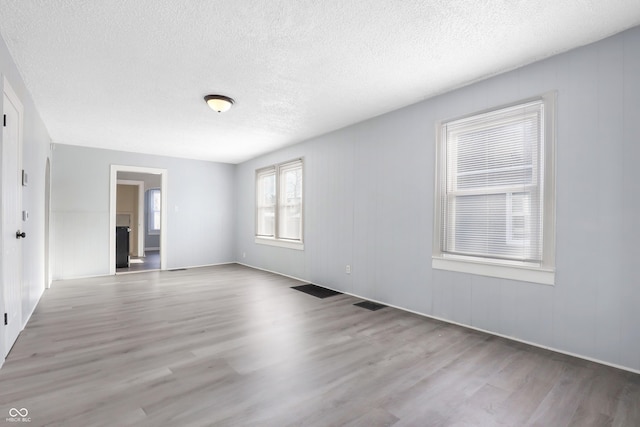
[2,80,24,358]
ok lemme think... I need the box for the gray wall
[0,31,52,359]
[51,144,235,278]
[235,27,640,372]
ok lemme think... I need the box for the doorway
[116,179,144,258]
[109,165,167,275]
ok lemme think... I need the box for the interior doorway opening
[109,165,167,275]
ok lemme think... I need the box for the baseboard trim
[1,286,45,371]
[55,262,236,280]
[168,261,235,270]
[21,287,45,330]
[235,262,640,376]
[52,272,113,282]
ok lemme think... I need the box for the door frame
[116,179,144,257]
[109,165,167,275]
[45,157,51,289]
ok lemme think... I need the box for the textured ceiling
[0,1,639,164]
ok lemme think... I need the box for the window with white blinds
[256,168,276,237]
[256,159,303,247]
[147,188,161,234]
[278,161,303,240]
[433,95,555,284]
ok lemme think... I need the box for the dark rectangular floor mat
[291,284,342,299]
[354,300,386,311]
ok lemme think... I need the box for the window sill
[432,255,554,285]
[255,237,304,250]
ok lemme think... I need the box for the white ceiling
[1,1,639,164]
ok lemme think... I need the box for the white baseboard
[52,272,113,281]
[55,262,236,279]
[0,286,45,371]
[167,261,235,270]
[235,262,640,375]
[21,287,45,330]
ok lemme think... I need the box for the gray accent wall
[235,27,640,372]
[0,32,52,354]
[51,144,235,278]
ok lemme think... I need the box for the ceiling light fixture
[204,94,235,113]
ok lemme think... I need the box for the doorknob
[16,230,26,239]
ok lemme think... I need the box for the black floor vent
[168,268,187,272]
[354,301,386,311]
[291,284,342,299]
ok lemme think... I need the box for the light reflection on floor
[116,250,160,273]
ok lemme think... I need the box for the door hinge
[3,114,5,127]
[3,313,7,325]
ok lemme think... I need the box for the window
[255,159,303,249]
[148,188,161,234]
[433,94,555,285]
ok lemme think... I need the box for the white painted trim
[236,263,305,282]
[109,165,168,275]
[45,157,52,289]
[160,173,167,269]
[117,179,145,257]
[255,237,304,250]
[165,261,235,270]
[363,295,640,376]
[21,287,44,329]
[52,273,113,282]
[432,256,555,285]
[235,262,639,376]
[58,262,233,279]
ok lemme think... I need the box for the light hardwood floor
[0,264,638,426]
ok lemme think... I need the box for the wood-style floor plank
[0,264,638,426]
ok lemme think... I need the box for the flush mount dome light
[204,94,234,113]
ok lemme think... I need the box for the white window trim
[433,256,555,285]
[255,158,304,247]
[432,93,556,285]
[255,236,304,250]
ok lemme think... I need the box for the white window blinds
[148,189,161,232]
[278,160,303,240]
[256,168,276,237]
[440,100,545,263]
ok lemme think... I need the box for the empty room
[1,1,639,426]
